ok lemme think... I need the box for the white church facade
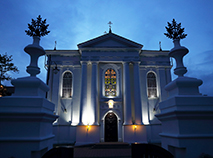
[46,30,171,145]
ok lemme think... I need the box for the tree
[25,15,50,37]
[164,19,187,40]
[0,52,19,85]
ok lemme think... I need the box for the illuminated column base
[123,125,147,144]
[75,125,100,146]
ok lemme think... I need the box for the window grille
[147,72,157,98]
[62,72,72,98]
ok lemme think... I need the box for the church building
[46,29,171,145]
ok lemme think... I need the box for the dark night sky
[0,0,213,95]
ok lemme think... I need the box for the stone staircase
[91,142,131,149]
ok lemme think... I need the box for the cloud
[185,50,213,96]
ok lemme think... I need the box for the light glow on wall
[71,108,80,126]
[108,99,114,108]
[150,95,155,98]
[142,112,149,125]
[71,122,79,126]
[53,118,58,125]
[81,64,96,125]
[82,102,95,125]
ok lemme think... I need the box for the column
[79,61,88,125]
[123,62,132,125]
[133,62,143,124]
[91,62,99,125]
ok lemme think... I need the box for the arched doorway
[104,112,118,142]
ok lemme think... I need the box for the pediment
[78,32,143,49]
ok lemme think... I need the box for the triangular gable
[77,32,143,49]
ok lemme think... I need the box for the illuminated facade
[46,30,171,145]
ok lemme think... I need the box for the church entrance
[104,112,118,142]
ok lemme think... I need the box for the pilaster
[133,62,143,124]
[91,62,99,125]
[79,61,88,125]
[157,67,168,101]
[140,67,149,125]
[123,62,132,125]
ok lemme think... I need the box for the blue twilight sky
[0,0,213,95]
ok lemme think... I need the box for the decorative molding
[100,63,121,71]
[0,135,55,142]
[160,133,213,139]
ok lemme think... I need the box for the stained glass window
[62,72,72,98]
[105,68,116,96]
[147,72,157,98]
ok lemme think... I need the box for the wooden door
[104,112,118,142]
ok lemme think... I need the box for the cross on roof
[108,21,113,33]
[108,21,112,28]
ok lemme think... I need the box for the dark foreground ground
[74,142,131,158]
[51,142,131,158]
[45,142,176,158]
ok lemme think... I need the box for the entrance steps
[91,142,131,149]
[74,142,131,158]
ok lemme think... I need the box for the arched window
[147,72,157,98]
[62,72,72,98]
[105,68,116,96]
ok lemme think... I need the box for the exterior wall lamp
[87,125,90,132]
[45,55,59,74]
[53,61,59,74]
[108,99,114,108]
[134,125,137,131]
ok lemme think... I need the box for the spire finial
[108,21,112,33]
[159,41,162,51]
[54,41,57,50]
